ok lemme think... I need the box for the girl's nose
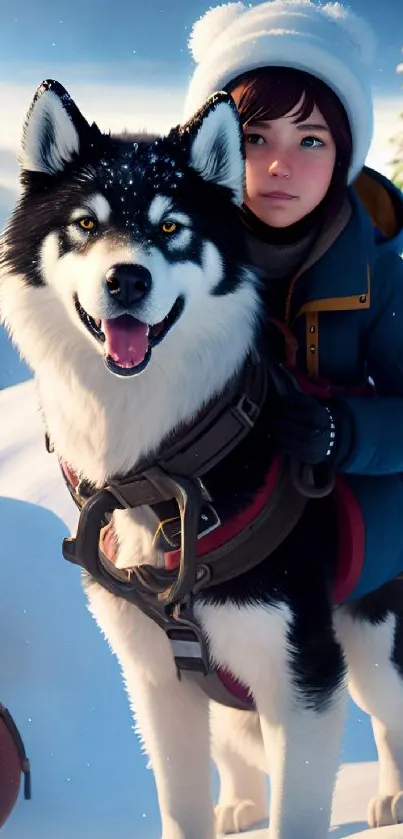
[268,158,291,178]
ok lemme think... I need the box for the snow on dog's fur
[2,79,403,839]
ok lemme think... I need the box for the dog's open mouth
[74,295,184,376]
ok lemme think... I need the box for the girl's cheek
[244,169,256,197]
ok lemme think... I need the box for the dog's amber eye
[78,217,96,231]
[161,221,177,234]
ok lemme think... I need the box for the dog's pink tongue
[102,315,149,367]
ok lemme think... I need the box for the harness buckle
[156,502,220,552]
[198,503,221,538]
[233,394,260,429]
[165,599,210,677]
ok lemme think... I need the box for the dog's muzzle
[105,263,152,309]
[74,260,184,377]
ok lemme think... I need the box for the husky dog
[2,80,403,839]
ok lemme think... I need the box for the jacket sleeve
[335,251,403,475]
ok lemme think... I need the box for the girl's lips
[261,192,297,200]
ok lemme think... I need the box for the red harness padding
[164,463,365,605]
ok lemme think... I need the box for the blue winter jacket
[286,166,403,600]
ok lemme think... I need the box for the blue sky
[0,0,401,209]
[0,0,401,94]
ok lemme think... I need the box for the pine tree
[390,54,403,189]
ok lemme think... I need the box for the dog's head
[1,80,259,379]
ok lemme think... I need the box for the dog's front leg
[87,581,215,839]
[201,598,347,839]
[258,694,346,839]
[251,610,347,839]
[129,670,215,839]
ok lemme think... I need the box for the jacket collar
[289,190,374,320]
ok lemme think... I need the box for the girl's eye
[301,136,325,149]
[77,217,97,231]
[161,221,178,234]
[244,133,265,146]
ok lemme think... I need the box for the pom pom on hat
[189,2,246,63]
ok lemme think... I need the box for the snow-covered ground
[0,374,402,838]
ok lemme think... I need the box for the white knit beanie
[183,0,377,183]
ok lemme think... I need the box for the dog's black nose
[105,264,152,308]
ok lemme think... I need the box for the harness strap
[53,353,268,512]
[153,357,267,478]
[183,670,254,711]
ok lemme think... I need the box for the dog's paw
[215,799,266,834]
[392,791,403,822]
[367,792,403,827]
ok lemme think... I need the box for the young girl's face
[243,100,336,227]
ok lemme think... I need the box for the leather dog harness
[47,355,322,710]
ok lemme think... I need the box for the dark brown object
[0,704,31,828]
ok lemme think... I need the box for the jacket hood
[353,166,403,255]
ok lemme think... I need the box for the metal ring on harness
[289,459,335,498]
[62,466,205,609]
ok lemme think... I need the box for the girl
[182,5,403,832]
[183,0,403,600]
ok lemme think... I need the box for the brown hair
[229,66,352,216]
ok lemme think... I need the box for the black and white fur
[1,80,403,839]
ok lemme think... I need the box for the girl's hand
[268,390,349,466]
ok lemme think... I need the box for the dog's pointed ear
[20,79,91,175]
[181,92,245,205]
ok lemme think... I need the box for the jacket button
[309,344,316,354]
[309,325,316,333]
[359,295,367,303]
